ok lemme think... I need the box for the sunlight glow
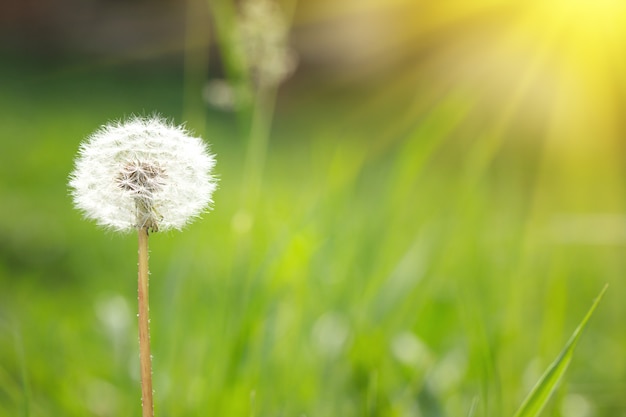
[295,0,626,153]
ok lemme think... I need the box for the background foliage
[1,1,625,416]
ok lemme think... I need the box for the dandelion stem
[138,226,154,417]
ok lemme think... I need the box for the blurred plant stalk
[209,0,297,212]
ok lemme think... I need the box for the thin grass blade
[513,284,608,417]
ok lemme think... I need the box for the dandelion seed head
[237,0,298,87]
[69,116,217,233]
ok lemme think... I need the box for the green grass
[514,284,607,417]
[0,55,623,417]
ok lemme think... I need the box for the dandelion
[70,116,216,232]
[69,115,217,417]
[237,0,298,88]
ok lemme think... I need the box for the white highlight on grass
[232,209,254,234]
[390,331,432,369]
[549,213,626,245]
[311,312,351,357]
[429,348,467,394]
[85,378,120,416]
[521,357,543,393]
[561,393,593,417]
[95,294,131,338]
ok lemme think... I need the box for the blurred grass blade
[467,397,479,417]
[513,284,608,417]
[14,328,31,417]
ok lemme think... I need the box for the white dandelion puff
[69,116,217,233]
[237,0,298,88]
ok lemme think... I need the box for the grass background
[1,3,626,414]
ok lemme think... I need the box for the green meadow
[0,45,624,417]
